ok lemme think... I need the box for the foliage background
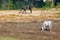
[0,0,60,10]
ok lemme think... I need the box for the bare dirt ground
[0,10,60,40]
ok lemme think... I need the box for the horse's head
[27,4,33,8]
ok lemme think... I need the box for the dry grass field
[0,9,60,40]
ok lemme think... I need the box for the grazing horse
[41,21,52,32]
[19,5,33,13]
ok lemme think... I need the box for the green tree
[2,0,6,10]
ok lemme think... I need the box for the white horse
[41,21,52,32]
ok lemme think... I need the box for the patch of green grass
[53,11,60,18]
[55,16,60,18]
[9,14,17,16]
[32,7,52,10]
[54,11,60,14]
[0,37,17,40]
[56,4,60,8]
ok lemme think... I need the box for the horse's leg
[19,9,23,13]
[24,9,26,13]
[30,9,32,13]
[22,9,26,14]
[22,10,24,13]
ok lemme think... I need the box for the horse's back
[43,21,52,26]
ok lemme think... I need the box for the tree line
[0,0,60,10]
